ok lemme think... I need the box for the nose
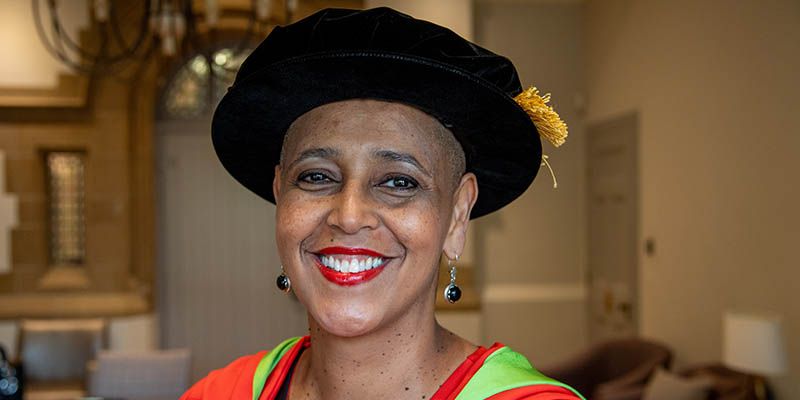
[326,181,380,234]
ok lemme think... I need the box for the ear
[273,165,283,202]
[443,172,478,260]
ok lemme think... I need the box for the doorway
[586,112,640,341]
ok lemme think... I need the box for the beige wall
[364,0,473,40]
[584,0,799,396]
[0,1,88,88]
[474,0,588,365]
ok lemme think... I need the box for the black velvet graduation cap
[212,7,565,218]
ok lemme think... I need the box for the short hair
[431,122,467,191]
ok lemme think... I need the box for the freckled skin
[273,100,478,400]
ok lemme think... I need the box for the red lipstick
[318,247,385,258]
[314,247,388,286]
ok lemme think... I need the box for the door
[586,112,639,341]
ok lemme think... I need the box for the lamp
[723,311,788,400]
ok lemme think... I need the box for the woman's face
[273,99,476,337]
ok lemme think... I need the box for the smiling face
[273,99,477,338]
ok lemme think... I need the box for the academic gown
[181,337,584,400]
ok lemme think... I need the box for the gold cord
[540,155,558,189]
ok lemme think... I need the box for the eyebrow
[374,150,432,177]
[286,147,339,169]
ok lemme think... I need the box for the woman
[182,7,583,400]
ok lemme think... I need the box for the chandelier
[32,0,298,76]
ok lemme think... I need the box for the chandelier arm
[31,0,73,65]
[106,0,157,63]
[107,0,152,58]
[33,0,97,73]
[46,0,104,61]
[45,0,146,67]
[94,29,159,85]
[230,2,258,59]
[183,0,205,60]
[108,2,133,51]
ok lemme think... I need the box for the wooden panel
[0,292,148,319]
[0,75,89,109]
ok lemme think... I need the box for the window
[162,48,251,119]
[45,151,86,265]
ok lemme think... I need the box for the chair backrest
[19,319,106,382]
[597,338,672,378]
[87,349,191,400]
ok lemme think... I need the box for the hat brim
[212,52,541,219]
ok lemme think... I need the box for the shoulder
[461,346,584,400]
[180,351,267,400]
[179,336,308,400]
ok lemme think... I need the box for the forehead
[283,99,449,159]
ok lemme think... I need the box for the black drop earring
[276,266,291,293]
[443,255,461,303]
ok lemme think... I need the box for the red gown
[181,337,581,400]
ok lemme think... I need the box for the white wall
[584,1,800,397]
[0,0,88,88]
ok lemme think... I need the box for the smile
[320,255,384,273]
[314,247,389,286]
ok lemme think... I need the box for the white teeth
[320,255,385,273]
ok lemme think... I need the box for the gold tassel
[514,87,568,148]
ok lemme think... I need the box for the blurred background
[0,0,796,399]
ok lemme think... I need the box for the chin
[313,304,382,338]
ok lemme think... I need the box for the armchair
[539,338,673,400]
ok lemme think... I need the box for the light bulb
[162,35,176,56]
[256,0,271,21]
[174,12,186,40]
[93,0,109,22]
[205,0,219,27]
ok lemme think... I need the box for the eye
[379,175,419,190]
[297,171,335,185]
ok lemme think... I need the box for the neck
[292,312,472,400]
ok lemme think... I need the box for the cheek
[389,198,449,266]
[275,194,325,260]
